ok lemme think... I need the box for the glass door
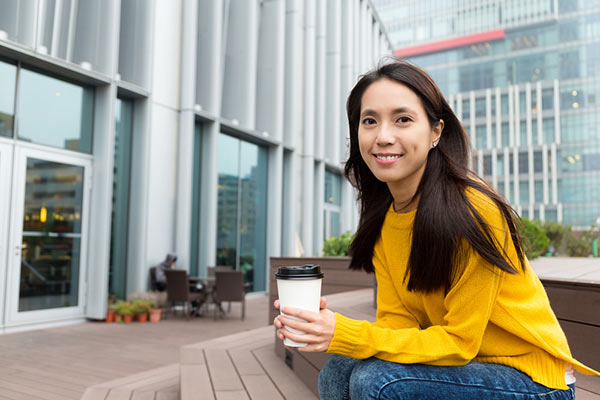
[5,145,91,326]
[0,141,13,328]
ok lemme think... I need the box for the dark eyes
[360,116,412,125]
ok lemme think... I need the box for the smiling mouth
[374,154,404,161]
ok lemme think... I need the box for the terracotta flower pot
[137,313,148,323]
[122,314,134,324]
[106,310,116,323]
[149,308,162,323]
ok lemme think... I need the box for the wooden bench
[541,277,600,398]
[274,286,600,399]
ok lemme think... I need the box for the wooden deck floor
[0,295,268,400]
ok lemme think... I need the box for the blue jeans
[318,355,575,399]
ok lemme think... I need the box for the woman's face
[358,78,442,191]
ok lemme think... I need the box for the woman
[273,59,599,399]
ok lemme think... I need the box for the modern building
[374,0,600,228]
[0,0,391,333]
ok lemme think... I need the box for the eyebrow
[360,107,418,117]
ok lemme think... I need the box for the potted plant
[133,300,151,323]
[148,300,162,323]
[106,302,118,323]
[115,301,135,324]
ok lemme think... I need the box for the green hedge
[322,231,354,256]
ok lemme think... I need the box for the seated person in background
[155,253,177,291]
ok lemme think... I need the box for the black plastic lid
[274,264,324,280]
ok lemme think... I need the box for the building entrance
[0,140,92,332]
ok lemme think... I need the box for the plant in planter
[148,300,162,323]
[106,301,118,323]
[133,300,151,323]
[115,301,135,324]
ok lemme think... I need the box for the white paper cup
[275,265,324,347]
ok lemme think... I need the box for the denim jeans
[318,355,575,399]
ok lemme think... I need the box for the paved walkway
[0,295,268,400]
[530,256,600,283]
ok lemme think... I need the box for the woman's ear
[432,119,444,144]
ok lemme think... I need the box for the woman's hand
[273,297,336,352]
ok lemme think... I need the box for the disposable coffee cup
[275,264,324,347]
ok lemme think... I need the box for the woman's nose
[375,124,395,145]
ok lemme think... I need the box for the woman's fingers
[320,297,327,310]
[274,299,280,309]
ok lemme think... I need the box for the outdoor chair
[149,266,160,291]
[164,269,204,320]
[213,270,246,320]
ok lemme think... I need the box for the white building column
[301,0,316,255]
[196,0,224,276]
[282,0,303,255]
[86,1,120,318]
[174,0,198,272]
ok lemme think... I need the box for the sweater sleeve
[327,200,508,365]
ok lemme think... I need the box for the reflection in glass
[190,124,203,276]
[0,60,17,137]
[239,141,267,292]
[17,68,94,152]
[19,159,84,311]
[109,99,133,299]
[216,134,267,292]
[217,134,240,270]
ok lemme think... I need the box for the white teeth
[375,155,401,161]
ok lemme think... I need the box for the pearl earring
[432,141,438,147]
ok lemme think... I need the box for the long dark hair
[345,59,525,293]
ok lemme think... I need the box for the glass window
[543,118,555,143]
[520,121,527,146]
[519,181,529,204]
[560,51,580,80]
[509,153,514,174]
[476,125,486,149]
[497,182,505,197]
[497,154,504,177]
[217,134,267,292]
[535,181,543,203]
[462,99,470,119]
[17,68,94,153]
[475,98,486,118]
[501,94,509,114]
[109,99,133,299]
[483,155,492,176]
[542,88,554,111]
[502,123,510,146]
[534,150,543,173]
[0,60,17,137]
[324,170,342,205]
[190,124,203,277]
[519,152,529,173]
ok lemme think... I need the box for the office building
[374,0,600,227]
[0,0,391,332]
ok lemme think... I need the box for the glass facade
[324,170,342,239]
[17,68,94,153]
[190,124,203,277]
[216,133,267,292]
[375,1,600,227]
[19,159,84,311]
[0,60,16,138]
[108,99,133,299]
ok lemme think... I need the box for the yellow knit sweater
[327,189,599,390]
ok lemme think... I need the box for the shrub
[519,218,550,260]
[323,231,354,256]
[566,229,598,257]
[132,300,151,315]
[542,221,571,256]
